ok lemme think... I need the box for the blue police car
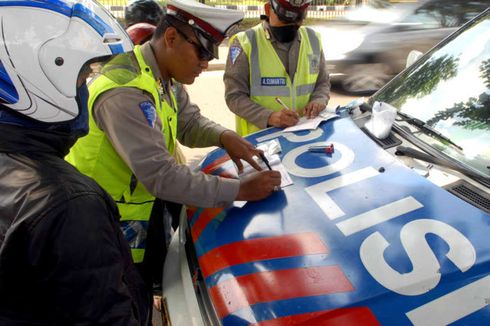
[162,8,490,326]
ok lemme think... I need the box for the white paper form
[283,112,339,132]
[229,139,294,207]
[238,154,293,188]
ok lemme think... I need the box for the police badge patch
[139,101,157,128]
[309,54,320,74]
[230,46,242,65]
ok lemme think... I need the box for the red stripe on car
[251,307,380,326]
[209,265,354,318]
[199,232,329,277]
[201,155,231,174]
[191,207,224,241]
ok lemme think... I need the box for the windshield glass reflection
[372,11,490,177]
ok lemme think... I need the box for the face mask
[270,24,300,43]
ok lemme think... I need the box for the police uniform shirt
[224,20,331,129]
[92,42,239,207]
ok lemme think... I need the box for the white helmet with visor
[0,0,133,123]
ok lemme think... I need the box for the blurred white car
[315,0,490,94]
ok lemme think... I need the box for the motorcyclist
[0,0,150,324]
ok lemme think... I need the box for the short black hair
[124,0,165,28]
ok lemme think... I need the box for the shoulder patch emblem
[139,101,157,128]
[309,54,320,74]
[230,46,242,65]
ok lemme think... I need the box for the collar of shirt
[141,42,174,98]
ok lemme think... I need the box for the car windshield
[371,9,490,178]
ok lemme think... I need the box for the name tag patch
[261,77,287,86]
[139,101,157,128]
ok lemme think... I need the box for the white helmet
[270,0,312,23]
[0,0,133,123]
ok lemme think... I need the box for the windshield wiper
[397,112,463,151]
[395,146,488,183]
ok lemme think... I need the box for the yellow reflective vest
[232,24,322,136]
[66,46,177,263]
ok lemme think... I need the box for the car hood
[188,117,490,325]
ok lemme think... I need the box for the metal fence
[105,0,368,21]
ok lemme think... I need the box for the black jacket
[0,125,150,325]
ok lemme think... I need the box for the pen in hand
[259,152,272,170]
[275,97,291,111]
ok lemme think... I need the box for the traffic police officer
[66,0,281,299]
[125,0,188,166]
[224,0,331,136]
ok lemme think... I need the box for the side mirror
[406,50,423,68]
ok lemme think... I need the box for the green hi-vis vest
[232,24,322,136]
[66,46,177,263]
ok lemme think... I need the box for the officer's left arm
[175,83,228,148]
[219,130,263,172]
[303,49,331,118]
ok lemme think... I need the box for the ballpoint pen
[308,144,334,154]
[259,152,272,170]
[275,97,291,111]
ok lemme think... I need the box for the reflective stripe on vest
[233,25,322,136]
[66,46,178,263]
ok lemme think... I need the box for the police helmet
[165,0,244,60]
[270,0,312,23]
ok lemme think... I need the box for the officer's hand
[268,109,299,128]
[303,101,326,119]
[236,170,282,201]
[220,130,262,173]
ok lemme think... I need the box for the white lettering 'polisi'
[360,219,476,296]
[305,167,379,220]
[406,275,490,325]
[337,196,422,235]
[255,128,324,143]
[283,142,354,178]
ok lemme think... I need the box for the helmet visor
[79,51,141,87]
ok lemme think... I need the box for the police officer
[125,1,189,167]
[224,0,331,136]
[0,0,149,324]
[67,0,281,302]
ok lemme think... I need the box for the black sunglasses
[173,27,214,62]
